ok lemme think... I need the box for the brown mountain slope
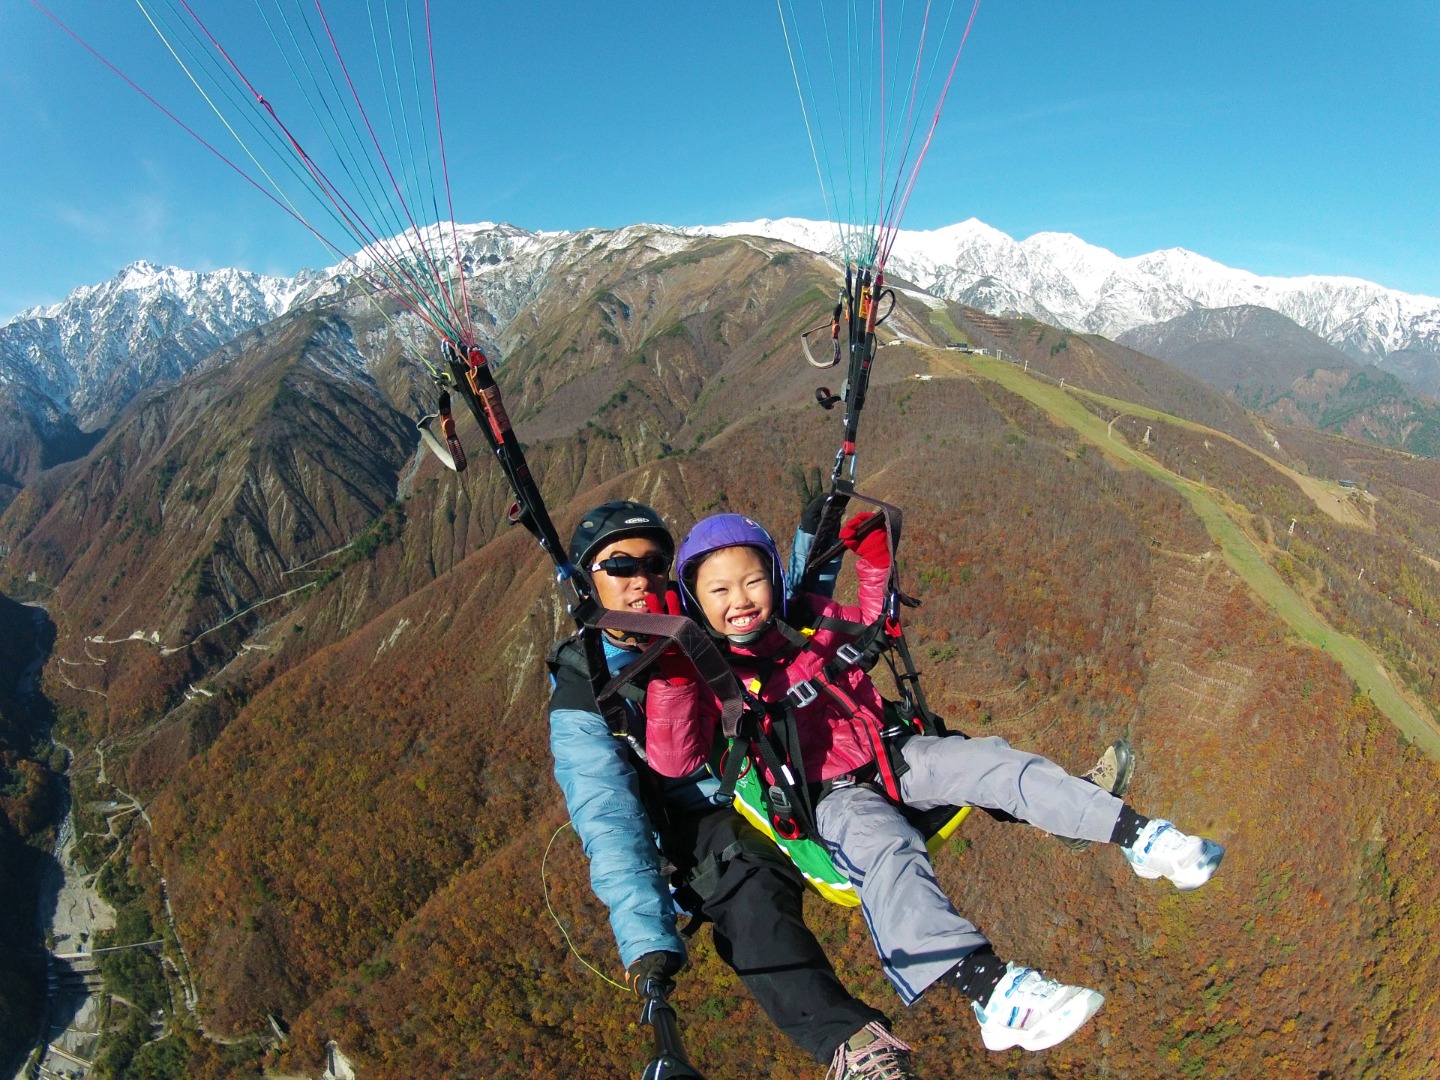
[951,303,1281,460]
[1118,306,1440,457]
[125,372,1440,1079]
[9,237,1440,1077]
[0,384,102,514]
[0,310,418,731]
[1097,407,1440,722]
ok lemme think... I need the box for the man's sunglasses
[589,553,672,578]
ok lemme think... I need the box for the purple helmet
[676,513,786,644]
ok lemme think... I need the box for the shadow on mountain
[0,598,65,1069]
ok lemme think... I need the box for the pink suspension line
[879,0,982,269]
[877,0,934,254]
[308,0,467,337]
[26,0,447,338]
[424,0,476,349]
[168,0,457,335]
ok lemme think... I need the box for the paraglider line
[880,0,981,267]
[162,0,455,336]
[308,0,466,334]
[541,821,630,994]
[423,0,476,346]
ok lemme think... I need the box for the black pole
[639,979,704,1080]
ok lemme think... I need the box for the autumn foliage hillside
[6,238,1440,1077]
[147,371,1440,1078]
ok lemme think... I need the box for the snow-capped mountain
[0,223,569,433]
[693,218,1440,377]
[6,217,1438,447]
[0,262,316,429]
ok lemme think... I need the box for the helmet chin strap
[603,625,650,648]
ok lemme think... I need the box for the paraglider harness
[545,265,969,907]
[709,262,972,871]
[702,499,970,898]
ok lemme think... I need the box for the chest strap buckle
[787,680,820,708]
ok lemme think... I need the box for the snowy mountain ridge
[1,261,318,429]
[5,217,1437,439]
[692,217,1440,365]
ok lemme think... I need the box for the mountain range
[1117,305,1440,457]
[2,223,1440,1078]
[4,218,1438,450]
[695,217,1440,390]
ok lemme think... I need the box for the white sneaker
[971,963,1104,1052]
[1123,819,1224,891]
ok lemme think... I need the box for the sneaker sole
[980,988,1106,1052]
[1058,738,1136,852]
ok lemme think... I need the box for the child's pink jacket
[645,554,891,784]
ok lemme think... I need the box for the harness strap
[715,730,752,806]
[749,721,818,841]
[581,627,630,735]
[812,676,903,802]
[577,604,750,740]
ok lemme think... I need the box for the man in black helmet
[547,499,918,1079]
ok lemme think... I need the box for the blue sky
[3,1,1438,321]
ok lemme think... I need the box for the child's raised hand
[839,512,891,569]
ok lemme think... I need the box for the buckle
[835,642,864,667]
[787,680,819,708]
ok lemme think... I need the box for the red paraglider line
[308,0,466,333]
[425,0,476,347]
[27,5,317,253]
[880,0,982,268]
[165,0,455,333]
[33,0,460,342]
[880,1,934,237]
[29,0,455,342]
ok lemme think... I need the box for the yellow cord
[541,820,629,994]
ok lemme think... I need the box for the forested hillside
[3,234,1440,1077]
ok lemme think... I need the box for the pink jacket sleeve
[644,667,721,778]
[854,540,890,624]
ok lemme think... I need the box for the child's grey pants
[813,734,1124,1005]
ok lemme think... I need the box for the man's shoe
[1123,818,1225,891]
[971,963,1104,1052]
[1058,737,1136,852]
[826,1022,919,1079]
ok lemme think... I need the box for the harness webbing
[584,607,749,741]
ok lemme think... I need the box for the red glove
[644,586,684,618]
[645,589,694,685]
[838,512,890,569]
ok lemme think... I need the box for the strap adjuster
[787,679,819,708]
[835,642,864,667]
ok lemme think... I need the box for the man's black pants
[665,808,888,1063]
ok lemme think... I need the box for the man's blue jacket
[548,635,719,968]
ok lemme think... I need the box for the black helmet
[569,500,674,573]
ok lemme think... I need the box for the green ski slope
[945,351,1440,758]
